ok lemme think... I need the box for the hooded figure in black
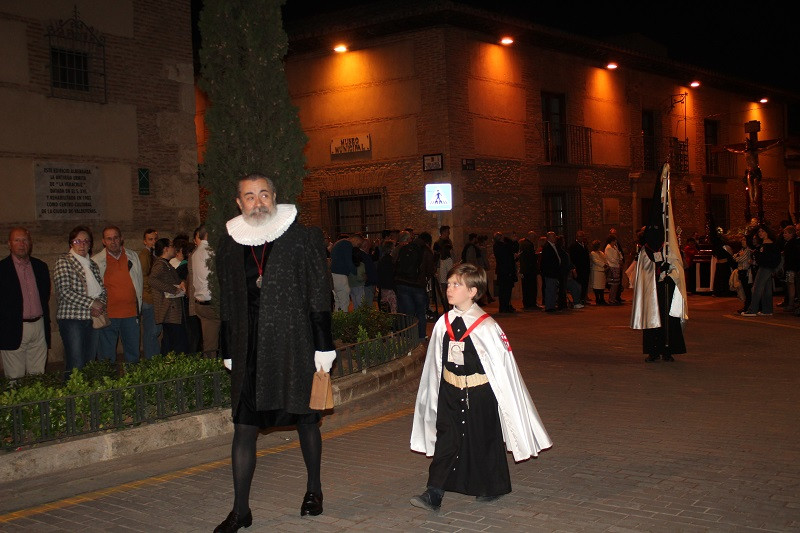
[630,163,688,362]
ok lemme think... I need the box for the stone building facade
[0,0,197,366]
[281,2,796,257]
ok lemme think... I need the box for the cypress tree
[198,0,307,249]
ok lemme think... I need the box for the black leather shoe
[662,354,675,362]
[410,489,441,511]
[214,509,252,532]
[476,494,502,503]
[300,491,323,516]
[645,354,660,363]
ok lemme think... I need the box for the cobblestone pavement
[1,293,799,532]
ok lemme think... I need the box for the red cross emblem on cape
[500,332,512,351]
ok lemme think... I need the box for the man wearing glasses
[92,226,143,364]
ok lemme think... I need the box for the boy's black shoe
[645,354,660,362]
[476,495,502,503]
[410,489,442,511]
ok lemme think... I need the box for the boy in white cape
[410,263,552,511]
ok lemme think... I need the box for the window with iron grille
[322,188,386,242]
[46,8,106,103]
[543,186,582,241]
[704,119,720,175]
[541,92,566,164]
[642,110,658,171]
[51,47,90,91]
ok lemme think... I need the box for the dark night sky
[280,0,799,94]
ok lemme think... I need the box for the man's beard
[242,206,275,226]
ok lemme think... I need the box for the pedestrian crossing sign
[425,183,452,211]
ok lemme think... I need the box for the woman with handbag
[54,225,107,377]
[149,238,188,355]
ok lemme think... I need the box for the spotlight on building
[500,36,514,45]
[606,62,618,70]
[333,44,348,53]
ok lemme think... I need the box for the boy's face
[446,275,477,310]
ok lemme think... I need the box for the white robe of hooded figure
[630,168,689,330]
[410,303,552,462]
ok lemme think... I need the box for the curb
[0,345,426,483]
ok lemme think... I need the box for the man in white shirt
[188,224,220,355]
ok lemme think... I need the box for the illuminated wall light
[606,62,618,70]
[759,97,769,103]
[690,81,700,88]
[333,44,348,53]
[500,36,514,45]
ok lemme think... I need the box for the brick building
[276,1,798,256]
[1,0,197,366]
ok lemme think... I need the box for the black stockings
[230,422,322,515]
[231,423,259,515]
[297,422,322,493]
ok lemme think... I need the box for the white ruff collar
[226,204,297,246]
[450,302,478,317]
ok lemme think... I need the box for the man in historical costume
[631,164,688,362]
[410,263,551,511]
[1,227,51,379]
[214,174,336,532]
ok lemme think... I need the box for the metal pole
[662,164,670,350]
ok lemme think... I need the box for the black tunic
[642,276,686,356]
[427,316,511,497]
[233,242,320,428]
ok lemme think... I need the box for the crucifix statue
[723,120,783,223]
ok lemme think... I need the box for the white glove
[223,359,232,371]
[314,350,336,373]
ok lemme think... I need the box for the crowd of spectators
[1,224,219,381]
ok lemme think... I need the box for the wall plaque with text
[330,133,372,155]
[35,162,104,220]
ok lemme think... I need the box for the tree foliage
[197,0,308,249]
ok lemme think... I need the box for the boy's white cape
[410,303,552,462]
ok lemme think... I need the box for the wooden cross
[723,120,783,223]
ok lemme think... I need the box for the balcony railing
[539,122,592,166]
[634,135,689,173]
[705,146,739,177]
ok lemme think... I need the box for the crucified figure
[723,121,782,222]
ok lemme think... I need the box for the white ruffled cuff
[314,350,337,373]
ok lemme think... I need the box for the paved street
[1,292,799,532]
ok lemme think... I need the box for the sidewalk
[1,293,799,532]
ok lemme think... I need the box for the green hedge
[1,306,394,404]
[1,354,229,449]
[0,354,224,406]
[331,305,394,344]
[0,308,397,447]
